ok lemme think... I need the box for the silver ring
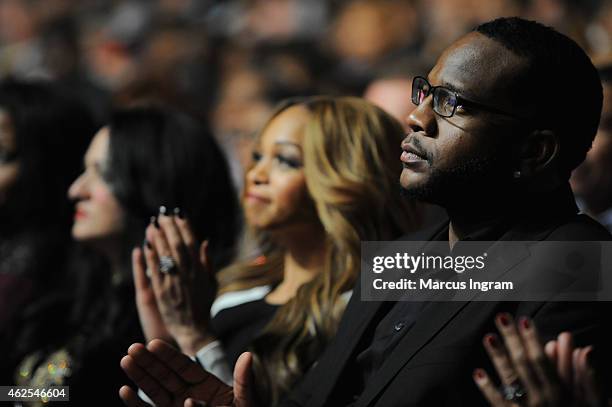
[500,381,526,402]
[159,256,177,275]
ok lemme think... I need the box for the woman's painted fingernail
[159,205,169,216]
[497,313,510,327]
[473,368,486,381]
[519,317,530,330]
[485,333,498,348]
[173,207,183,218]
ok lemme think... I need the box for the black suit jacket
[282,203,612,406]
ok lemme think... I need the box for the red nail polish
[520,317,530,330]
[473,369,485,379]
[498,313,510,326]
[485,334,498,347]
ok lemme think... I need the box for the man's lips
[74,208,87,220]
[400,140,428,164]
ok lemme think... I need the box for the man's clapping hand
[119,339,254,407]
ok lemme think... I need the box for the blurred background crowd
[1,1,612,405]
[2,0,612,188]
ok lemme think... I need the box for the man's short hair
[475,17,602,178]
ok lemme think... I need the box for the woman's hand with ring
[474,313,606,407]
[142,206,218,356]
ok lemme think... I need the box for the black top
[210,299,279,368]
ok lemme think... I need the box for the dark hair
[69,106,242,340]
[104,106,241,271]
[0,79,95,237]
[475,17,602,178]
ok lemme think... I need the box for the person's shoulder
[210,285,273,318]
[546,214,612,241]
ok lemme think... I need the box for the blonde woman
[125,96,421,406]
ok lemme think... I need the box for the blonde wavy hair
[217,96,420,405]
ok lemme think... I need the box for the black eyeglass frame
[411,76,525,119]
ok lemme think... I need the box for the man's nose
[404,95,437,137]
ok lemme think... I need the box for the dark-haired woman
[13,106,240,405]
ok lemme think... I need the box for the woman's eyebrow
[274,141,302,150]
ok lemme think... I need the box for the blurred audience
[2,0,610,194]
[0,1,611,405]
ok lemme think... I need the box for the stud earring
[513,170,521,179]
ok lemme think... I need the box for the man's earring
[513,170,521,179]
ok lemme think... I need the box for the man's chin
[399,177,441,204]
[400,167,427,188]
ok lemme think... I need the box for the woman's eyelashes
[274,153,302,169]
[251,150,302,169]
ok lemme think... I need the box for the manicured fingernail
[519,317,530,330]
[497,313,510,327]
[159,205,169,216]
[473,368,485,381]
[173,207,183,218]
[150,216,159,229]
[485,333,498,348]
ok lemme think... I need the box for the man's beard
[400,153,513,207]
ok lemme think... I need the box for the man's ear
[517,129,560,176]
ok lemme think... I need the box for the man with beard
[119,17,612,407]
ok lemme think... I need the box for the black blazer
[282,210,612,407]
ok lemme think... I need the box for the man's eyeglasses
[411,76,521,119]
